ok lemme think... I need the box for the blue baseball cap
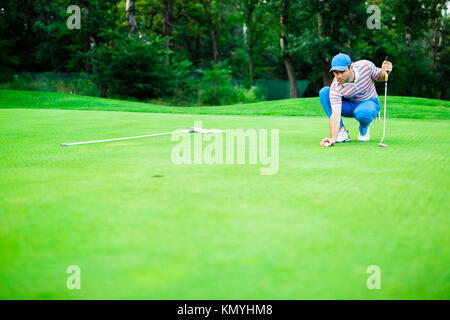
[329,53,352,72]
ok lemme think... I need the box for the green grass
[1,89,449,119]
[0,90,449,299]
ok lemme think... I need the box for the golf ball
[324,142,330,147]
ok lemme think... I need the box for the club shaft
[380,82,387,144]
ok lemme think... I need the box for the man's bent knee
[354,109,373,124]
[319,87,330,97]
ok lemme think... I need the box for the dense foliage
[0,0,448,103]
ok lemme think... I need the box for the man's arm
[320,105,341,147]
[329,107,341,143]
[375,69,388,82]
[320,85,342,147]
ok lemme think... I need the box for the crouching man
[319,53,393,147]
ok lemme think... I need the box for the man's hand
[376,60,393,81]
[320,138,334,147]
[382,60,393,73]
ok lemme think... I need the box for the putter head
[378,143,388,147]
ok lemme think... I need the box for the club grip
[384,56,389,81]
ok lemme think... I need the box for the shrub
[91,31,191,100]
[0,72,98,96]
[196,63,237,105]
[236,85,267,103]
[195,62,267,105]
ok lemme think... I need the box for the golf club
[379,56,390,147]
[60,127,224,146]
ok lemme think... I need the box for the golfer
[319,53,393,147]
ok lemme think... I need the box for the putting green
[0,103,449,299]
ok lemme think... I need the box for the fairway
[1,101,449,299]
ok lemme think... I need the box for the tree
[316,1,332,87]
[162,0,174,48]
[126,0,138,34]
[428,0,447,70]
[162,0,175,65]
[279,0,298,97]
[260,0,301,97]
[199,0,223,64]
[238,0,259,85]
